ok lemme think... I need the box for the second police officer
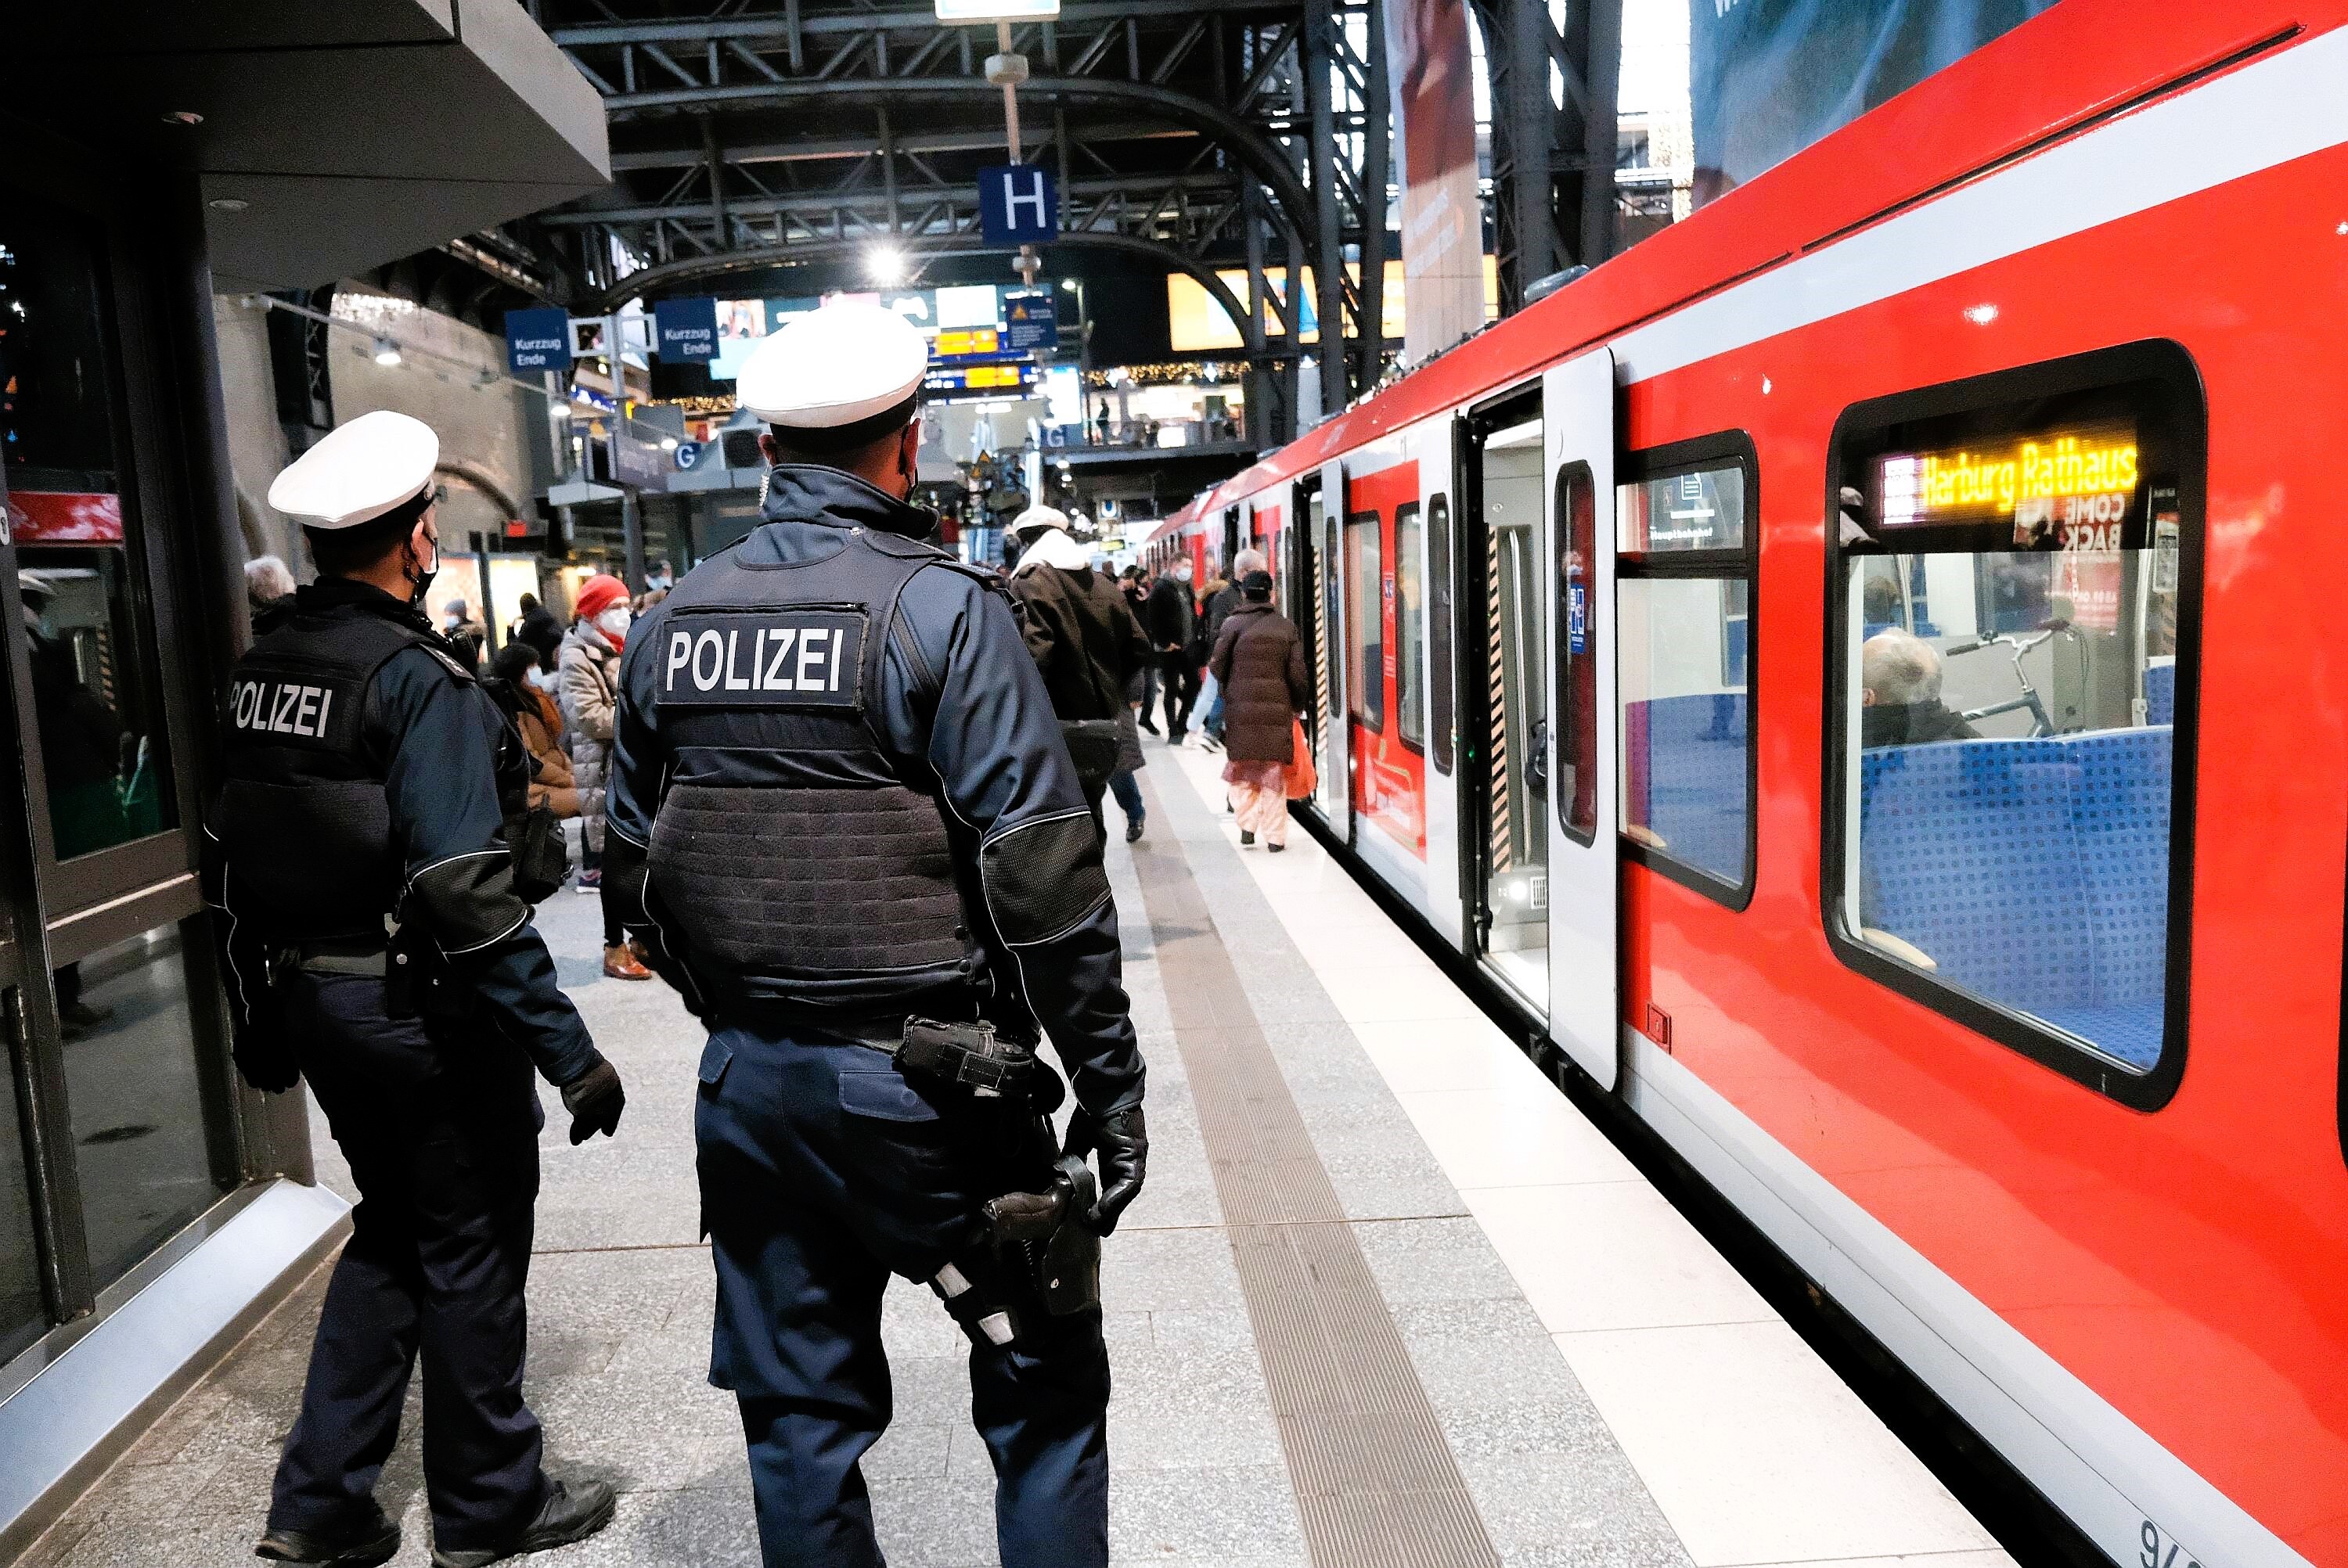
[603,303,1148,1568]
[205,412,624,1568]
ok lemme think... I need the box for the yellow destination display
[1878,421,2141,547]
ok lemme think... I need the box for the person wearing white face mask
[558,574,651,980]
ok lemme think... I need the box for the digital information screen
[1876,420,2140,550]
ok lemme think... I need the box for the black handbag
[1057,718,1124,792]
[506,804,573,904]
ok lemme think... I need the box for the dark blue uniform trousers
[695,1025,1111,1568]
[269,973,549,1553]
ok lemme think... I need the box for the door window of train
[1554,465,1598,845]
[1615,442,1756,905]
[1346,510,1384,732]
[1428,494,1455,775]
[1825,344,2202,1107]
[1396,504,1426,752]
[1476,416,1550,992]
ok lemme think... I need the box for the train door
[1542,348,1619,1088]
[1460,390,1550,1016]
[1342,459,1428,871]
[1285,475,1327,789]
[1315,461,1351,826]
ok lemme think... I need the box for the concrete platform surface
[13,729,2010,1568]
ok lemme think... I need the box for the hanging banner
[503,307,572,372]
[1691,0,2057,207]
[1385,0,1483,365]
[654,297,719,361]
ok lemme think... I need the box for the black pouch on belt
[897,1016,1065,1113]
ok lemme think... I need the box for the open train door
[1543,347,1619,1089]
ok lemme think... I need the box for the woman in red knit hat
[558,574,651,979]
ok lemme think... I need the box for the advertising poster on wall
[1689,0,2057,207]
[1384,0,1484,365]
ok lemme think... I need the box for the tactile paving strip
[1127,782,1502,1568]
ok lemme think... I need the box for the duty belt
[280,936,391,977]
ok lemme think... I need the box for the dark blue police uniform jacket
[603,466,1143,1568]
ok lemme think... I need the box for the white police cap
[1010,505,1069,540]
[737,302,928,447]
[268,410,439,530]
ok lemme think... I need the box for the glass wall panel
[1,191,179,861]
[61,922,229,1289]
[0,1056,46,1364]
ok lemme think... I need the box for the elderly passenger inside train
[1859,628,1982,748]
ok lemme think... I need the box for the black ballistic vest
[216,600,474,942]
[645,526,982,1016]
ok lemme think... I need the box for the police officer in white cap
[204,411,621,1568]
[603,303,1147,1568]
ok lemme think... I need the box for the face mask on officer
[403,509,440,609]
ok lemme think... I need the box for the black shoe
[431,1480,616,1568]
[257,1503,400,1566]
[1240,829,1255,846]
[1125,819,1144,843]
[1268,842,1287,853]
[1138,719,1160,735]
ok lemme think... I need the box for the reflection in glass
[2,188,178,861]
[0,1048,46,1363]
[1396,506,1425,750]
[61,923,230,1289]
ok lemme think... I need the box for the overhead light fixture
[207,196,249,213]
[372,336,402,367]
[660,436,679,451]
[868,243,907,286]
[935,0,1057,18]
[1059,278,1079,292]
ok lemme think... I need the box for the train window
[1428,495,1455,775]
[1615,439,1756,906]
[1554,465,1598,844]
[1396,504,1425,752]
[1346,511,1384,732]
[1824,343,2202,1109]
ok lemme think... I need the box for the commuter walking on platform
[558,574,649,980]
[1147,558,1199,742]
[1208,567,1311,851]
[1122,566,1159,732]
[1196,549,1257,748]
[510,591,563,674]
[604,304,1148,1568]
[1006,505,1152,840]
[204,412,621,1568]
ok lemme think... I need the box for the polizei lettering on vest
[229,678,341,741]
[657,610,866,708]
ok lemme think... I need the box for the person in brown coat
[1207,569,1311,850]
[488,643,580,818]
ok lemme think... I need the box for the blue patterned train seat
[1624,692,1748,888]
[1856,727,2173,1070]
[2143,662,2176,726]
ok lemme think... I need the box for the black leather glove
[1066,1105,1147,1235]
[231,1019,300,1095]
[560,1058,626,1145]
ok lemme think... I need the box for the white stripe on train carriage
[1609,23,2348,387]
[1624,1034,2316,1568]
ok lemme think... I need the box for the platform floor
[19,731,2015,1568]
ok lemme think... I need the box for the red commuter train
[1147,6,2348,1566]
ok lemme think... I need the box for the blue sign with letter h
[979,164,1057,246]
